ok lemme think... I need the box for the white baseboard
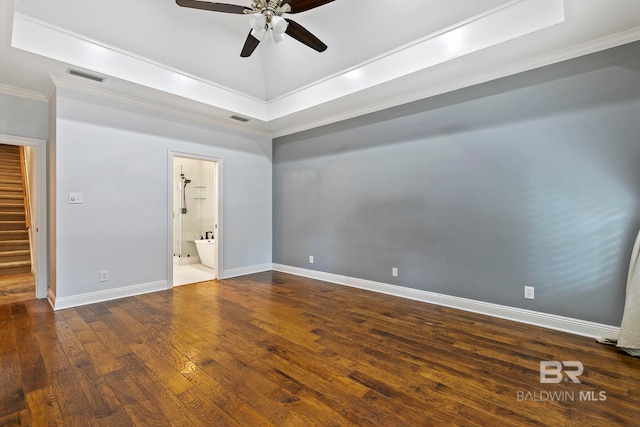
[50,280,168,311]
[222,263,273,279]
[272,264,620,339]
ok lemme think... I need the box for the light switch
[69,193,83,204]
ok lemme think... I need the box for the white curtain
[617,229,640,352]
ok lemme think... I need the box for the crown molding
[266,0,565,120]
[272,26,640,138]
[50,75,272,138]
[12,12,269,120]
[0,82,47,101]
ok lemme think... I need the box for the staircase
[0,144,31,276]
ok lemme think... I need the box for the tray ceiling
[3,0,640,136]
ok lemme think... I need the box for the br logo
[539,361,584,384]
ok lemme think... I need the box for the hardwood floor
[1,271,639,426]
[0,272,34,305]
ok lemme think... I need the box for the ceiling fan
[176,0,334,57]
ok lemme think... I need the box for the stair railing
[18,146,31,231]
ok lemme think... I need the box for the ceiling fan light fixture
[271,15,288,33]
[271,15,288,42]
[250,13,267,40]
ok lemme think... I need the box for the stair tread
[0,250,30,255]
[0,260,31,268]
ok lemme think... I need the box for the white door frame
[0,134,48,299]
[167,151,222,288]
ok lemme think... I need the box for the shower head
[184,179,192,184]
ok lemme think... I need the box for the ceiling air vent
[67,68,105,83]
[230,115,250,123]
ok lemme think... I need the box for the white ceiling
[2,0,640,136]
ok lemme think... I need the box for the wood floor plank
[0,273,34,305]
[11,310,49,394]
[25,385,65,426]
[51,367,97,424]
[116,353,203,426]
[0,409,29,426]
[0,318,15,355]
[0,351,26,420]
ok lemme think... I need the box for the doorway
[0,135,47,303]
[169,154,220,287]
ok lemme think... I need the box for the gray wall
[53,88,272,299]
[0,92,48,140]
[273,41,640,326]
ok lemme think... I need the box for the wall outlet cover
[524,286,535,300]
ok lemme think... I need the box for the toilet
[194,239,216,269]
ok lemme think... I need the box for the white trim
[268,0,565,120]
[50,280,167,311]
[12,13,268,120]
[0,134,48,299]
[271,26,640,138]
[223,263,272,279]
[0,82,47,101]
[272,264,620,339]
[50,76,272,138]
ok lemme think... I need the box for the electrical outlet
[392,267,398,277]
[524,286,535,300]
[309,256,314,264]
[100,271,109,282]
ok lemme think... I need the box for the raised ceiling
[3,0,640,136]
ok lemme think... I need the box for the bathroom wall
[173,156,216,264]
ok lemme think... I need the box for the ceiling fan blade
[240,31,261,57]
[283,0,334,14]
[285,19,327,52]
[176,0,250,14]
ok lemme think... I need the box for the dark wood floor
[0,272,34,305]
[1,271,639,426]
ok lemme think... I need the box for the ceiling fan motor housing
[249,0,290,23]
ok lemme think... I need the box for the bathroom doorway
[170,154,220,287]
